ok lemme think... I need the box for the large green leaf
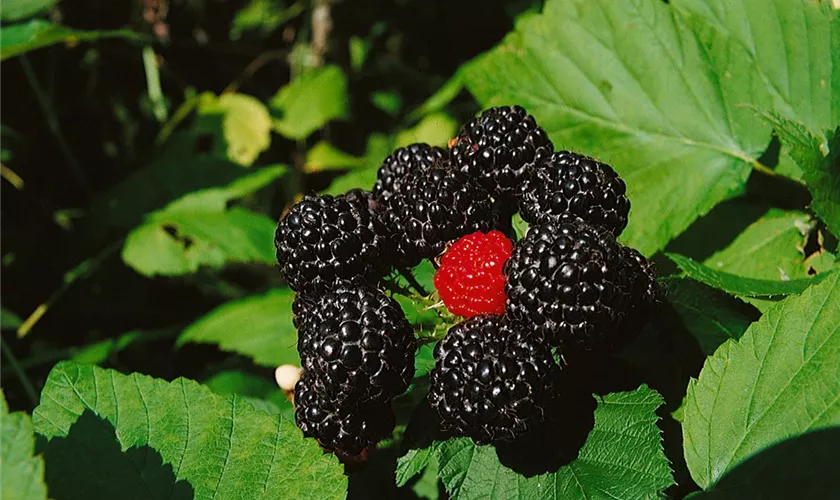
[399,385,673,500]
[463,0,771,255]
[33,362,346,499]
[121,166,284,277]
[0,20,142,60]
[0,0,57,22]
[1,392,48,500]
[195,93,273,167]
[672,0,839,133]
[270,65,349,139]
[204,370,293,418]
[668,253,826,297]
[122,206,276,276]
[663,278,756,355]
[179,289,299,367]
[680,271,840,490]
[703,208,836,281]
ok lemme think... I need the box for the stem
[20,55,92,198]
[1,336,39,407]
[142,46,168,122]
[399,267,428,296]
[222,49,289,95]
[18,239,123,338]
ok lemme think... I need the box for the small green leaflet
[0,20,143,61]
[1,392,48,500]
[33,362,346,499]
[270,65,349,140]
[121,166,285,277]
[195,93,273,167]
[758,111,840,238]
[680,271,840,491]
[179,288,299,367]
[398,385,673,500]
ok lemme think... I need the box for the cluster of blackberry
[275,105,659,453]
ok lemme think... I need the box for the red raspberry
[433,230,513,318]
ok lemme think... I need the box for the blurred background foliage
[0,0,540,413]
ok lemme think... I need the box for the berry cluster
[275,105,659,453]
[427,106,660,443]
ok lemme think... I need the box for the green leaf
[1,392,48,500]
[33,362,346,499]
[407,70,465,121]
[410,385,673,499]
[1,307,23,329]
[321,133,394,196]
[121,166,284,276]
[270,65,349,139]
[0,20,142,61]
[178,289,299,367]
[463,0,772,255]
[396,447,437,488]
[203,370,293,418]
[703,208,837,281]
[196,93,273,166]
[230,0,304,40]
[511,213,528,241]
[685,429,840,499]
[663,278,757,355]
[0,0,57,22]
[681,271,840,490]
[304,141,367,173]
[85,134,266,235]
[672,0,839,133]
[371,90,403,116]
[395,112,458,149]
[759,111,840,237]
[121,207,276,276]
[667,253,826,297]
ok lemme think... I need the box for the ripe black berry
[619,247,660,347]
[295,285,416,406]
[450,105,553,199]
[428,315,561,444]
[274,193,387,295]
[520,151,630,236]
[382,166,495,266]
[295,373,395,455]
[504,217,636,351]
[373,143,448,202]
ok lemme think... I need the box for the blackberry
[373,143,448,202]
[295,373,395,455]
[274,193,387,295]
[428,315,561,444]
[450,105,553,199]
[382,166,494,266]
[520,151,630,236]
[620,247,660,345]
[295,285,416,406]
[504,217,635,351]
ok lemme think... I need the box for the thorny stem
[20,55,92,198]
[18,239,124,338]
